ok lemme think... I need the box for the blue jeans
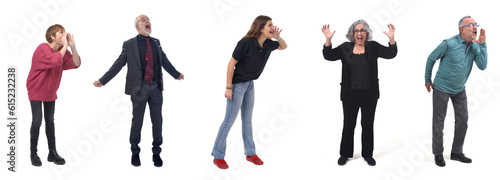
[212,80,256,159]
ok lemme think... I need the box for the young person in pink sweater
[26,24,81,166]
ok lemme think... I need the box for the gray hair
[458,15,472,33]
[346,19,372,42]
[135,15,147,27]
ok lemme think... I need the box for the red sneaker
[213,158,229,169]
[246,155,264,165]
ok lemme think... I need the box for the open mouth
[146,24,151,30]
[473,31,477,35]
[357,37,363,42]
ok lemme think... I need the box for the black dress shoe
[132,154,141,166]
[364,157,376,166]
[47,150,66,165]
[153,154,163,167]
[31,152,42,166]
[451,153,472,163]
[338,156,348,166]
[434,155,446,167]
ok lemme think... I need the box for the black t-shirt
[232,37,280,84]
[350,54,371,89]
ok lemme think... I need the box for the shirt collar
[456,34,466,44]
[137,34,150,40]
[251,37,268,49]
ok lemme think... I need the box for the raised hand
[321,24,336,40]
[472,29,486,44]
[272,25,282,39]
[67,33,75,47]
[61,32,68,46]
[383,24,396,44]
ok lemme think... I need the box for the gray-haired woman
[321,20,397,166]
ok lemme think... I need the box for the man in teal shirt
[425,16,487,167]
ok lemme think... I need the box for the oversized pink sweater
[26,43,80,101]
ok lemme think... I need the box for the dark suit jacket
[99,36,181,95]
[323,41,397,100]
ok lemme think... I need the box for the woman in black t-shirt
[211,15,287,169]
[322,20,397,166]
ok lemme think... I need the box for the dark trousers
[30,101,56,153]
[340,89,378,158]
[432,89,468,155]
[130,80,163,155]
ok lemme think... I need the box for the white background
[1,0,499,179]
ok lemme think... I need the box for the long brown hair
[242,15,272,40]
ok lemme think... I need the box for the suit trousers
[30,101,57,152]
[340,89,378,158]
[130,80,163,155]
[432,89,468,155]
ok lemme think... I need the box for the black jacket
[323,41,397,100]
[99,36,181,95]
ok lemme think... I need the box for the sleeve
[375,41,398,59]
[269,39,280,51]
[425,40,448,84]
[474,43,487,70]
[157,40,181,79]
[31,44,63,70]
[322,43,345,61]
[232,39,249,61]
[62,50,80,70]
[99,42,128,85]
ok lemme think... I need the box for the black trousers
[130,80,163,155]
[30,101,56,153]
[340,89,378,158]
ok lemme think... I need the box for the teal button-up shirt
[425,34,487,94]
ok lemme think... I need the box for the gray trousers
[432,89,469,155]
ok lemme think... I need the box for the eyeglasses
[354,29,367,34]
[462,23,479,28]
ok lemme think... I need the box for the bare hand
[225,89,232,100]
[67,33,75,47]
[383,24,396,43]
[321,24,335,40]
[93,80,103,87]
[425,83,433,93]
[61,32,68,46]
[177,73,184,80]
[272,25,282,39]
[472,29,486,44]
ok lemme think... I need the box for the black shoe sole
[450,158,472,163]
[48,157,66,165]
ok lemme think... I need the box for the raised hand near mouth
[472,29,486,44]
[272,25,282,40]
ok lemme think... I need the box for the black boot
[31,152,42,166]
[48,150,65,165]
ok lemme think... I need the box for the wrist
[226,86,232,89]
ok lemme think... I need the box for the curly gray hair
[346,19,372,42]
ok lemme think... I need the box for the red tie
[145,37,154,83]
